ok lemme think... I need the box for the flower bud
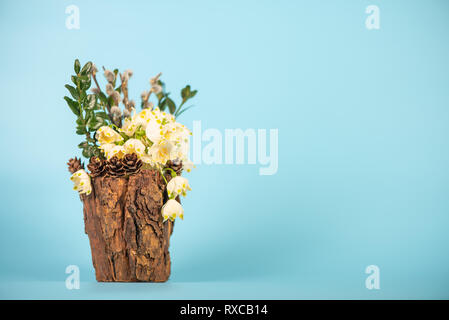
[104,69,115,83]
[106,83,114,96]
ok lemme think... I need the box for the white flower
[161,199,184,221]
[70,169,92,195]
[133,108,154,129]
[98,143,115,158]
[182,159,195,173]
[124,138,146,157]
[120,117,138,136]
[145,117,164,144]
[147,140,174,165]
[167,176,191,198]
[140,153,155,165]
[96,126,123,144]
[109,145,126,159]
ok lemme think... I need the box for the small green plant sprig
[64,60,111,158]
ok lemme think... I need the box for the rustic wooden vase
[80,169,174,282]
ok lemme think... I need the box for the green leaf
[74,59,81,74]
[71,75,78,86]
[80,90,87,101]
[175,105,194,118]
[92,117,104,130]
[98,92,108,104]
[96,111,108,117]
[181,85,191,100]
[166,97,176,114]
[93,148,101,158]
[80,61,92,75]
[107,96,115,107]
[82,148,90,158]
[159,98,167,111]
[190,90,198,98]
[78,141,88,149]
[65,85,79,100]
[64,96,80,116]
[76,125,87,135]
[86,94,96,110]
[76,116,84,126]
[80,77,91,90]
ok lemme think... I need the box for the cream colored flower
[109,145,126,159]
[96,126,123,144]
[132,108,154,129]
[98,143,115,158]
[147,140,174,165]
[144,110,177,144]
[161,199,184,221]
[145,118,164,144]
[124,138,146,157]
[167,176,191,198]
[70,169,92,195]
[120,117,138,137]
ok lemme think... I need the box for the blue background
[1,0,449,299]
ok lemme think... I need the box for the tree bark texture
[81,170,174,282]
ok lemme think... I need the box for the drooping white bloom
[167,176,191,198]
[70,169,92,195]
[182,159,195,173]
[161,199,184,221]
[96,126,123,144]
[124,138,146,157]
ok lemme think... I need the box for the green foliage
[153,80,197,118]
[64,59,111,159]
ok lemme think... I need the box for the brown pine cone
[87,157,107,178]
[122,153,142,175]
[166,160,183,176]
[67,157,84,174]
[106,156,126,177]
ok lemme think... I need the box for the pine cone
[67,157,84,174]
[106,156,126,177]
[122,153,142,175]
[87,157,107,178]
[166,160,183,176]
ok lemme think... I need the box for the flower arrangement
[65,60,197,282]
[66,59,196,221]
